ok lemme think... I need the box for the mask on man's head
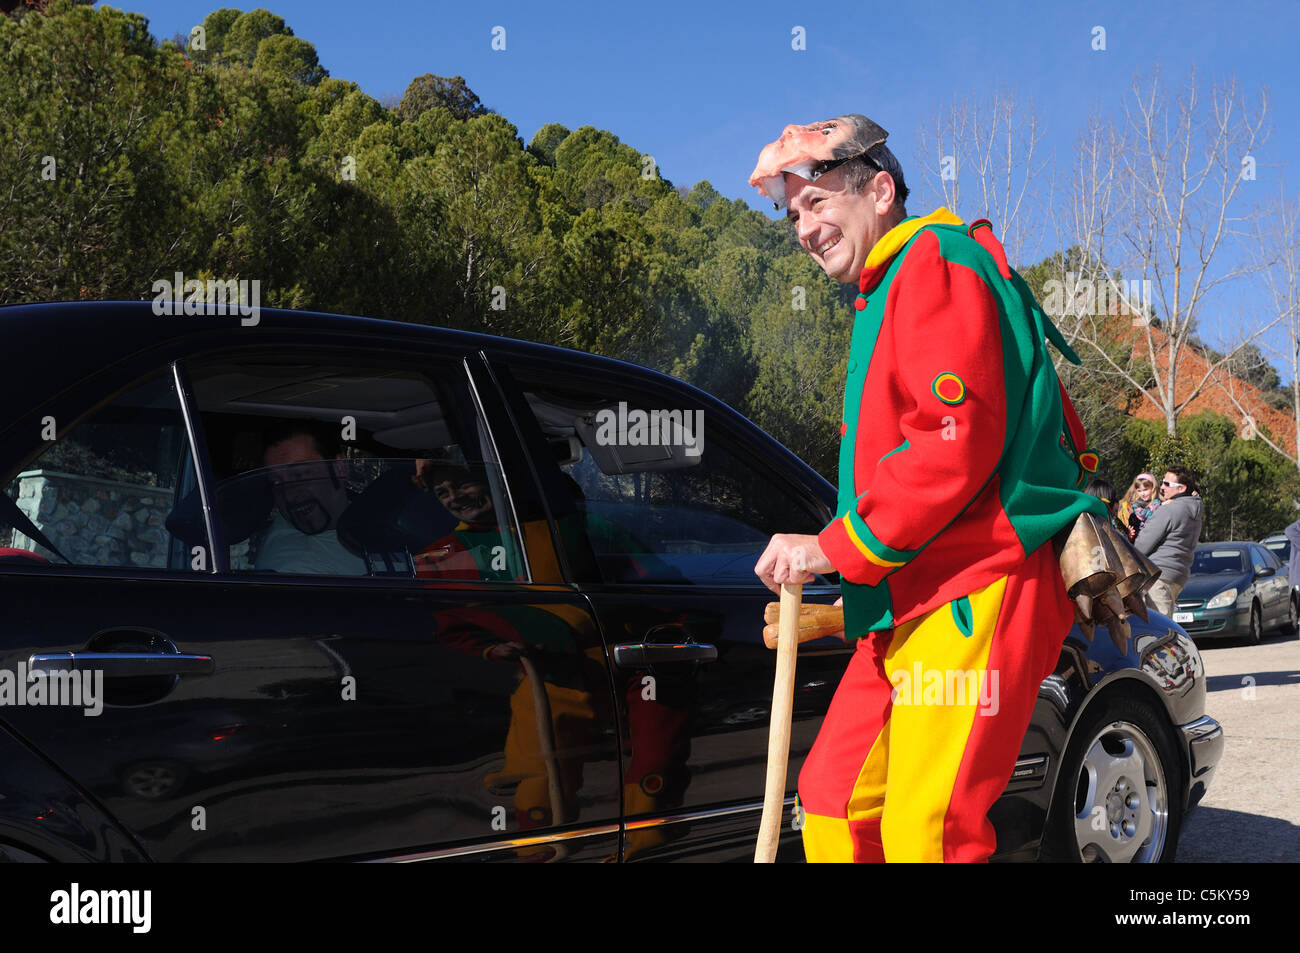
[749,114,889,209]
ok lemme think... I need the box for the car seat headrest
[336,464,459,563]
[165,475,273,547]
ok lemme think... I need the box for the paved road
[1176,631,1300,862]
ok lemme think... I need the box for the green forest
[3,1,1297,541]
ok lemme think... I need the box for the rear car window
[1,372,201,571]
[187,357,527,582]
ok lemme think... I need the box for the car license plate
[1173,612,1194,623]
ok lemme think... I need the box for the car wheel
[1246,602,1263,646]
[122,761,188,800]
[1040,695,1182,863]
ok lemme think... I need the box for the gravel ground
[1175,631,1300,862]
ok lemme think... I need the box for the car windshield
[1192,549,1247,574]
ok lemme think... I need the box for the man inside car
[255,422,368,576]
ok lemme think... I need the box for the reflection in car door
[486,354,852,861]
[1254,544,1287,627]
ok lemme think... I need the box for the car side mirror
[1256,566,1275,578]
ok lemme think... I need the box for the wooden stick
[519,654,569,862]
[755,581,802,862]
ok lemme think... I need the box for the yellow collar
[862,207,964,271]
[857,208,965,295]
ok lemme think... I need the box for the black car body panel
[0,721,147,862]
[0,302,1222,862]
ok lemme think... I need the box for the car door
[0,337,622,862]
[484,352,851,861]
[1252,544,1288,628]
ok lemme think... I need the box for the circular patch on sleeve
[1078,449,1100,473]
[931,372,966,405]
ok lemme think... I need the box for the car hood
[1181,572,1251,601]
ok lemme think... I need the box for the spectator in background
[1134,465,1205,616]
[1085,479,1123,534]
[1284,516,1300,599]
[1116,472,1162,543]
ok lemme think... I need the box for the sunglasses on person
[1161,480,1183,487]
[807,150,882,183]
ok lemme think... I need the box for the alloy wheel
[124,763,182,800]
[1071,720,1169,863]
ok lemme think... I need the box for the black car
[0,302,1221,862]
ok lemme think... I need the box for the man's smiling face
[784,165,895,284]
[430,475,494,524]
[264,434,349,535]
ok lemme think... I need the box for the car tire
[1246,602,1263,646]
[121,760,188,800]
[1040,694,1183,863]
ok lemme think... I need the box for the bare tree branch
[1065,69,1272,435]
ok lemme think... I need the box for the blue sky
[104,0,1300,376]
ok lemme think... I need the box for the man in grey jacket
[1135,465,1205,615]
[1283,517,1300,592]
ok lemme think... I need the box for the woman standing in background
[1085,479,1124,534]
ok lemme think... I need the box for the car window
[1,372,202,571]
[1253,545,1280,571]
[186,357,527,582]
[507,370,829,586]
[1192,549,1247,574]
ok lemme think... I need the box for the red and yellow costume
[799,208,1106,862]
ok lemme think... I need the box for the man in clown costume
[751,114,1107,862]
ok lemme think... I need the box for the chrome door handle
[28,652,214,678]
[612,642,718,667]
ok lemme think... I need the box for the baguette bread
[762,602,846,649]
